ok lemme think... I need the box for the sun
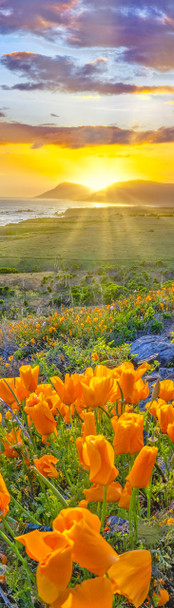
[80,173,117,192]
[78,160,128,192]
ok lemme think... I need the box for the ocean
[0,198,76,226]
[0,198,136,226]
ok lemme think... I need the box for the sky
[0,0,174,197]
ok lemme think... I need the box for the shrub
[0,286,14,296]
[0,267,17,273]
[53,295,62,307]
[103,283,127,304]
[150,320,163,334]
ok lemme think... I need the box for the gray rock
[130,335,174,365]
[158,367,174,380]
[145,368,174,381]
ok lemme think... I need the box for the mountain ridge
[36,181,92,200]
[37,179,174,206]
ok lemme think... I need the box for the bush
[0,267,17,273]
[0,286,14,296]
[53,295,62,307]
[150,320,163,334]
[71,286,81,305]
[103,283,127,304]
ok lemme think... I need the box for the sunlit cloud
[1,121,174,148]
[2,52,174,96]
[0,1,174,71]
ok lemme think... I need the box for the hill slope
[87,180,174,205]
[36,181,92,200]
[37,180,174,205]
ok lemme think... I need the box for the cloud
[2,52,174,95]
[0,0,78,38]
[0,1,174,71]
[66,4,174,71]
[0,120,174,148]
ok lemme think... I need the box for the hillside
[36,181,92,200]
[87,180,174,205]
[37,179,174,206]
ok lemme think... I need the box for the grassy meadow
[1,207,174,271]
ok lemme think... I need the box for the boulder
[130,335,174,365]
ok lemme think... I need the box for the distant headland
[37,179,174,206]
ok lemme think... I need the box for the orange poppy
[167,422,174,442]
[25,399,57,436]
[111,362,149,404]
[51,373,81,405]
[81,376,113,409]
[53,507,101,535]
[14,376,30,401]
[157,403,174,433]
[3,428,23,458]
[159,379,174,401]
[16,529,73,604]
[92,352,99,361]
[50,576,114,608]
[130,378,149,404]
[0,377,18,406]
[108,549,152,608]
[0,473,10,519]
[64,519,118,576]
[83,481,122,503]
[19,364,39,391]
[145,398,166,418]
[53,507,118,576]
[118,481,132,509]
[126,446,158,489]
[112,413,144,455]
[94,365,112,378]
[34,454,58,478]
[81,412,96,440]
[153,587,169,606]
[81,435,119,486]
[76,436,89,470]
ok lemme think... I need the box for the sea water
[0,198,137,226]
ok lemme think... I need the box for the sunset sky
[0,0,174,196]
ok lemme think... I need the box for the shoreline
[1,201,174,228]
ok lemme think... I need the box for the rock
[158,367,174,380]
[130,335,174,365]
[106,516,129,534]
[2,342,16,362]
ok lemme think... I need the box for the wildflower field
[0,272,173,608]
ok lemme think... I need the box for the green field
[1,206,174,271]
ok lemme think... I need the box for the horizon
[0,1,174,197]
[1,177,174,202]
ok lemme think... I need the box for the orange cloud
[1,121,174,149]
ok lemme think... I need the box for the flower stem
[146,477,152,519]
[128,487,137,549]
[101,486,107,531]
[133,490,138,543]
[10,494,40,525]
[33,467,68,508]
[2,516,16,538]
[98,406,112,420]
[2,400,32,444]
[0,528,35,584]
[3,380,20,405]
[68,405,73,428]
